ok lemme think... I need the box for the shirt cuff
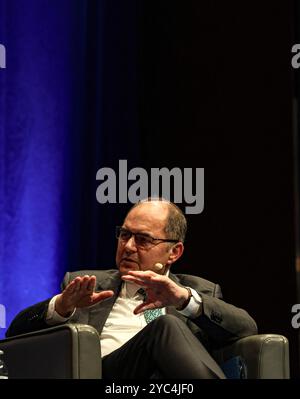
[45,294,76,325]
[178,287,202,318]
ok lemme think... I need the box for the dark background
[74,0,299,376]
[0,0,299,377]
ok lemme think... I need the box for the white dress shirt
[46,281,202,357]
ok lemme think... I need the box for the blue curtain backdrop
[0,0,141,338]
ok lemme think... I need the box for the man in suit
[6,198,257,378]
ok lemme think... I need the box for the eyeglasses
[116,226,179,249]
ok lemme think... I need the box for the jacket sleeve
[5,299,52,337]
[5,271,93,338]
[174,273,258,348]
[194,283,258,347]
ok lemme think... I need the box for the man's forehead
[129,201,169,215]
[125,201,169,225]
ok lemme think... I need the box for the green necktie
[137,288,163,324]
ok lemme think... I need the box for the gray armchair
[0,324,102,379]
[0,324,290,379]
[213,334,290,379]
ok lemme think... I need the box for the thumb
[92,290,114,304]
[133,301,156,315]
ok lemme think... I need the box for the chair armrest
[213,334,290,379]
[0,324,102,379]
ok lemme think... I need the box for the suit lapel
[88,273,122,333]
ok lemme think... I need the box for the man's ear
[166,242,184,265]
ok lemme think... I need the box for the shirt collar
[123,281,142,298]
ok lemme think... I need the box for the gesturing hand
[55,275,114,317]
[121,270,190,314]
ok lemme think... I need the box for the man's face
[116,202,176,275]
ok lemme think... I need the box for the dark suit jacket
[6,269,257,351]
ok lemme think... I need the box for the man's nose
[124,235,137,251]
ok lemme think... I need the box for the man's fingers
[121,275,149,286]
[121,274,158,286]
[73,277,82,292]
[87,276,96,292]
[91,290,114,305]
[67,276,96,295]
[127,270,157,278]
[124,271,164,284]
[133,302,156,315]
[79,275,91,293]
[66,280,75,294]
[65,278,81,294]
[63,278,113,309]
[98,290,114,300]
[133,303,146,314]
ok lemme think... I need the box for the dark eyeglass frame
[116,226,179,248]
